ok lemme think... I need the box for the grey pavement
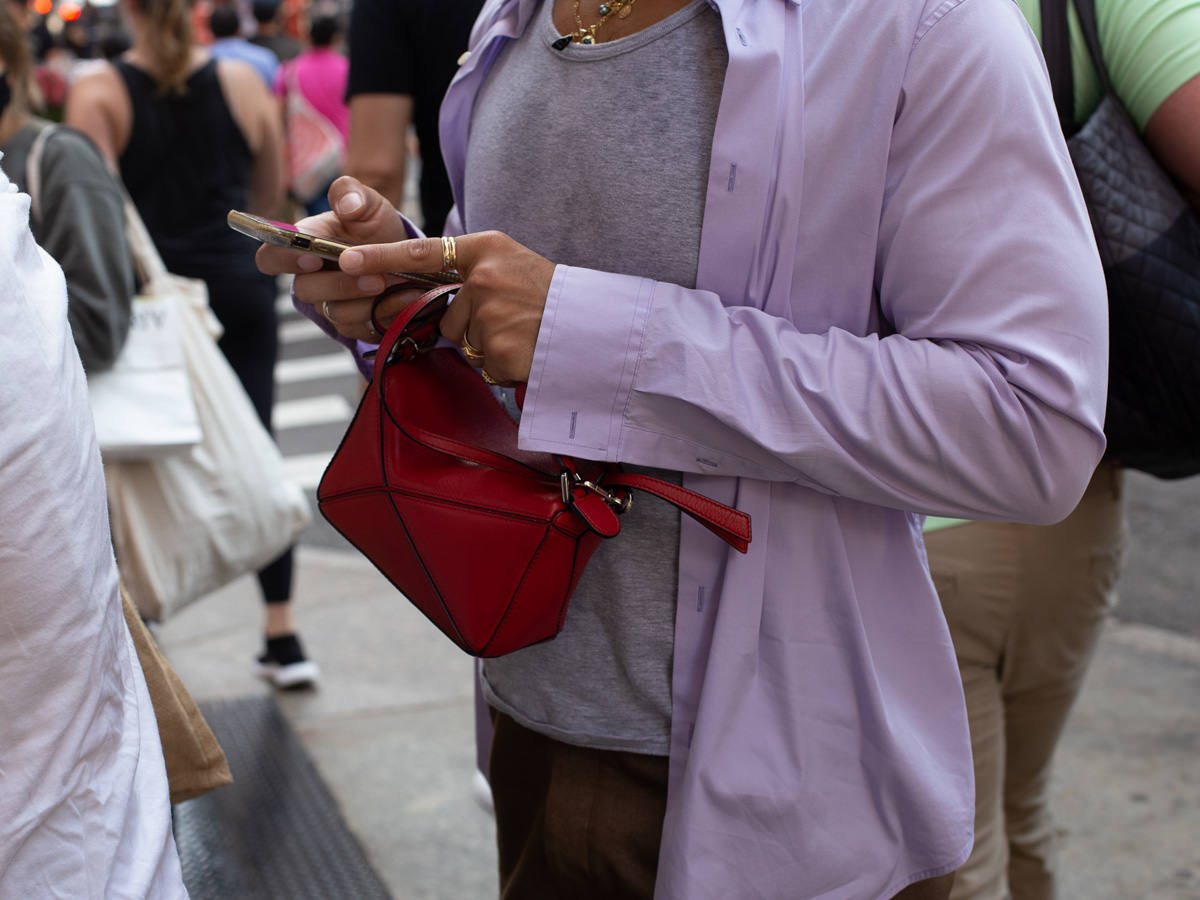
[157,543,1200,900]
[158,547,497,899]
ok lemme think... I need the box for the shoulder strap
[24,123,56,223]
[1039,0,1076,135]
[1071,0,1112,97]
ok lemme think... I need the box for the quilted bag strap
[1039,0,1113,137]
[1071,0,1111,97]
[1038,0,1076,135]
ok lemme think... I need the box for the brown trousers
[489,709,955,899]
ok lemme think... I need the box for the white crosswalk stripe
[276,352,359,383]
[282,452,335,492]
[279,317,326,343]
[273,395,353,430]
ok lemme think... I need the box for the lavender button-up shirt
[320,0,1108,895]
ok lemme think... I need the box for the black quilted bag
[1041,0,1200,479]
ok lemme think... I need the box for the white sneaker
[472,769,494,815]
[254,657,321,689]
[254,633,320,689]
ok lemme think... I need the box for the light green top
[1017,0,1200,130]
[924,0,1200,535]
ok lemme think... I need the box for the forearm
[519,264,1106,525]
[344,94,413,209]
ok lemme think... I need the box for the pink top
[274,48,350,141]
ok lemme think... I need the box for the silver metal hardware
[560,470,632,514]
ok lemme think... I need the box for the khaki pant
[489,709,956,900]
[924,464,1125,900]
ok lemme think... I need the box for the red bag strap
[372,285,558,480]
[370,283,460,372]
[371,288,752,553]
[604,471,751,553]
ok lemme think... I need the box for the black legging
[204,270,294,604]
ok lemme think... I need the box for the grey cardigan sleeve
[33,127,134,373]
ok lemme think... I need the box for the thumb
[324,176,409,244]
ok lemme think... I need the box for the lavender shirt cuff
[518,265,655,461]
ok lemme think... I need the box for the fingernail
[340,249,363,270]
[358,275,385,293]
[297,254,322,272]
[338,191,364,215]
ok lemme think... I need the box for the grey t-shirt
[464,0,727,754]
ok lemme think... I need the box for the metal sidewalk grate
[173,696,392,900]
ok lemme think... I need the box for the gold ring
[480,369,499,386]
[440,235,458,272]
[460,334,485,361]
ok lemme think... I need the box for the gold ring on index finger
[441,235,458,273]
[460,334,485,361]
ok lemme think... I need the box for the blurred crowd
[12,0,343,140]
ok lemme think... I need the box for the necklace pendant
[618,4,633,17]
[580,32,595,43]
[598,3,610,15]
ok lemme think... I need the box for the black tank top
[116,59,259,279]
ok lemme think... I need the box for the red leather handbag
[317,286,752,657]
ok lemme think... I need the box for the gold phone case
[226,210,458,287]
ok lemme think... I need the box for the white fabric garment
[0,165,187,898]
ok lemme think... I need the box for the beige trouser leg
[924,463,1125,900]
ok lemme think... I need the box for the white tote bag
[87,230,206,457]
[106,277,312,621]
[102,209,310,621]
[26,125,202,458]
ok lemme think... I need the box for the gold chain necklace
[569,0,639,44]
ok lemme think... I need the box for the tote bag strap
[26,120,168,288]
[24,122,54,223]
[122,195,170,286]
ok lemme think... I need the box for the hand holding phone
[227,210,458,288]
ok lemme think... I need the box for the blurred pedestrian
[66,0,319,690]
[923,1,1200,898]
[342,0,482,234]
[208,3,278,88]
[249,0,300,63]
[0,3,133,373]
[0,121,187,900]
[275,10,347,215]
[258,0,1111,895]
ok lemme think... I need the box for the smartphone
[227,210,459,287]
